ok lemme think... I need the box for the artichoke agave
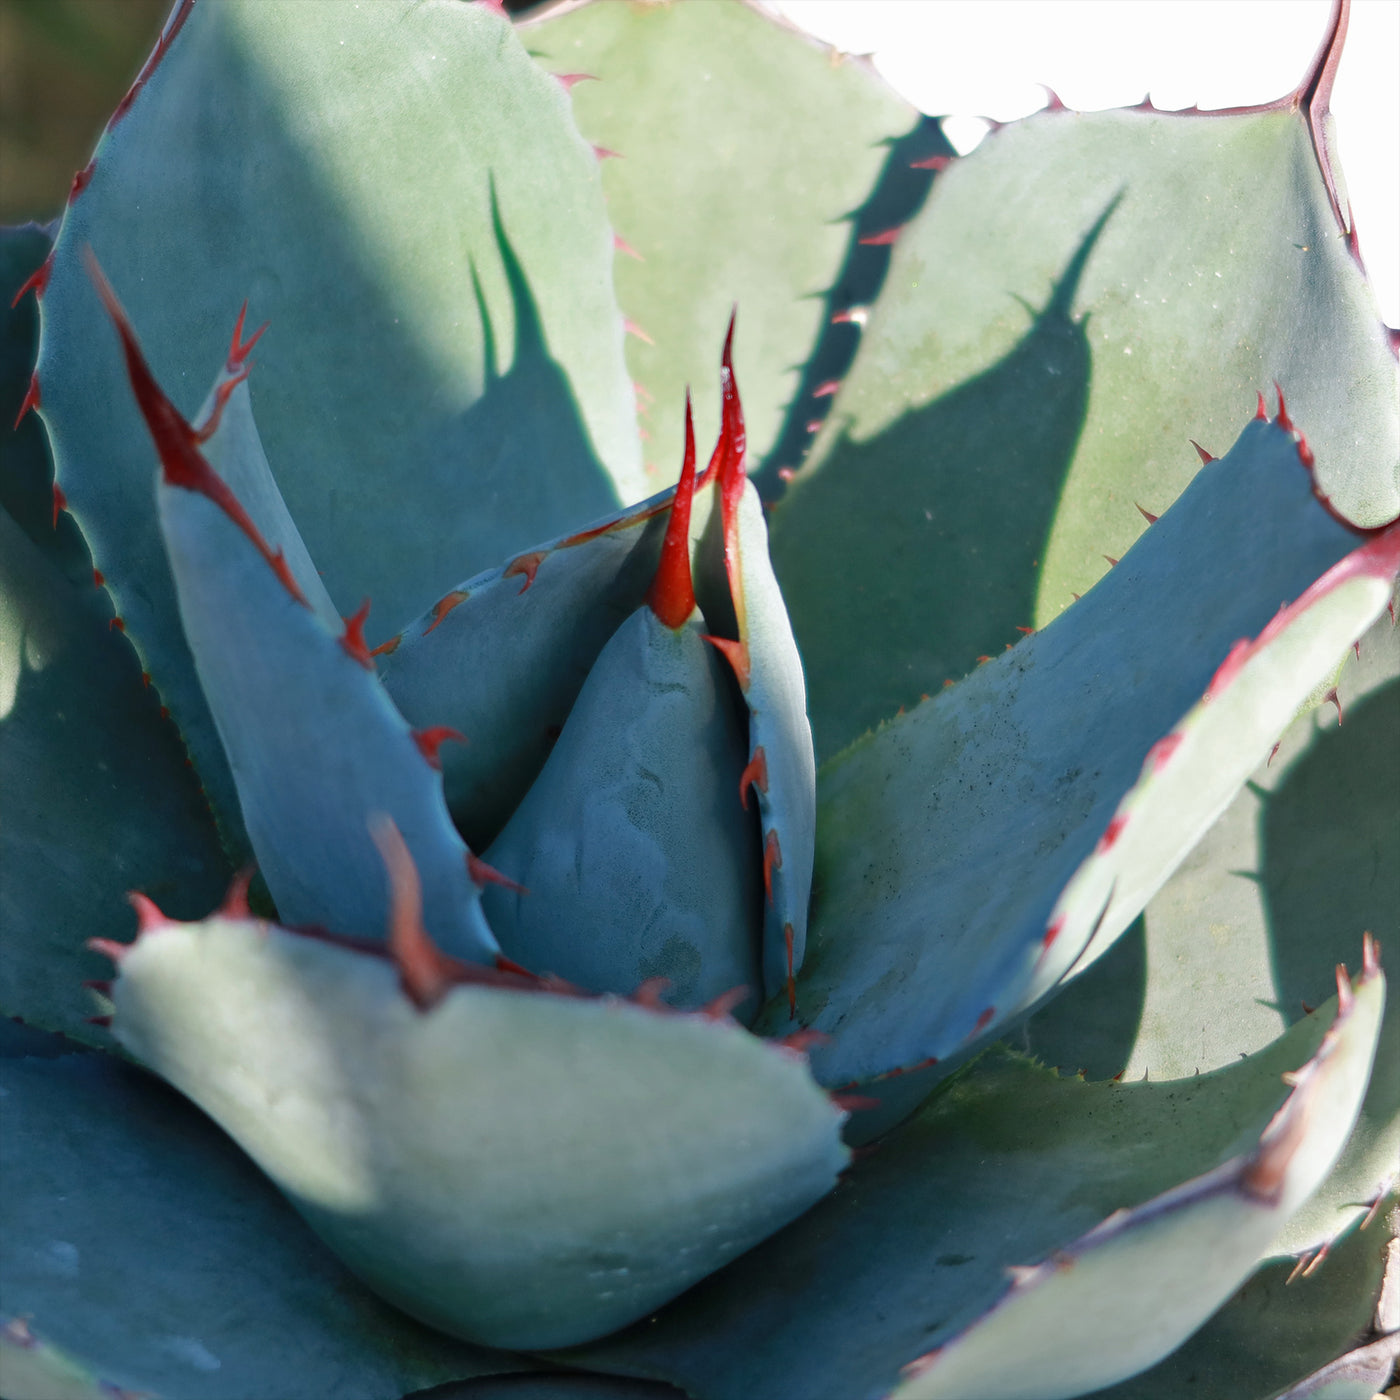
[2,1,1398,1397]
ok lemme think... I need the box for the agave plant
[2,0,1398,1397]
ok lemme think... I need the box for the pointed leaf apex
[739,745,770,808]
[86,937,132,965]
[10,250,53,307]
[1362,931,1381,978]
[86,251,310,609]
[125,890,170,934]
[1255,391,1269,421]
[369,814,451,1011]
[340,599,375,668]
[12,371,40,429]
[647,390,698,629]
[1274,380,1294,432]
[703,633,751,690]
[701,985,753,1022]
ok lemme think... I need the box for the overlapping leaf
[33,0,640,843]
[564,956,1383,1400]
[102,890,848,1351]
[756,415,1396,1094]
[770,48,1397,760]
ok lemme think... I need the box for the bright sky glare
[767,0,1400,328]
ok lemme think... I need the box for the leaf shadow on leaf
[752,114,954,499]
[1262,680,1400,1027]
[771,193,1121,761]
[1016,916,1149,1082]
[408,181,622,628]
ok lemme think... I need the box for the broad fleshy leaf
[0,1051,521,1400]
[33,0,641,842]
[771,42,1398,760]
[102,891,848,1351]
[1086,1195,1397,1400]
[889,960,1385,1400]
[1026,608,1400,1264]
[563,952,1383,1400]
[755,415,1396,1092]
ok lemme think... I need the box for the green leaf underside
[158,482,497,959]
[524,0,919,487]
[774,106,1398,764]
[0,509,230,1043]
[0,1053,522,1400]
[377,486,680,851]
[483,607,762,1013]
[108,916,848,1351]
[1028,611,1400,1261]
[757,418,1387,1088]
[563,968,1383,1400]
[36,0,640,845]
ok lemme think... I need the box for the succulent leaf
[376,485,678,851]
[563,954,1383,1400]
[34,0,641,848]
[523,0,926,483]
[760,415,1395,1092]
[772,76,1398,758]
[482,604,763,1013]
[1030,608,1400,1265]
[0,1051,521,1400]
[90,271,498,958]
[4,1,1397,1393]
[1,222,89,589]
[102,881,848,1350]
[0,508,230,1042]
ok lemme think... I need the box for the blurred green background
[0,0,167,223]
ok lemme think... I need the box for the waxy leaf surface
[107,914,848,1351]
[565,962,1382,1400]
[772,96,1398,759]
[0,1050,520,1400]
[35,0,640,839]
